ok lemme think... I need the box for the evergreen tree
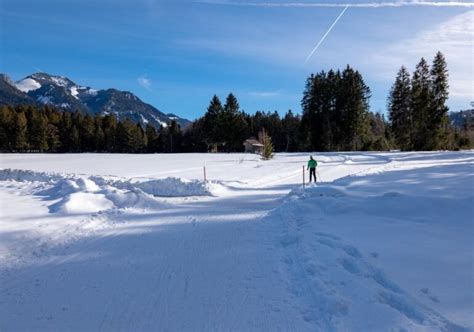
[13,111,29,151]
[94,116,105,151]
[145,123,159,153]
[222,93,246,151]
[0,106,15,151]
[202,95,224,151]
[80,114,95,151]
[26,107,49,151]
[166,120,182,153]
[430,51,450,149]
[339,66,371,150]
[182,118,208,152]
[59,112,73,152]
[70,125,81,152]
[388,66,412,150]
[130,123,147,152]
[411,57,433,150]
[224,93,239,114]
[259,128,274,160]
[282,110,300,152]
[367,112,390,151]
[102,114,117,152]
[47,123,60,152]
[115,119,134,153]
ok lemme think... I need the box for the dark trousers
[309,168,316,183]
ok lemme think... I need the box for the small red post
[203,166,207,182]
[302,165,305,188]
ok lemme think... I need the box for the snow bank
[91,176,212,197]
[0,168,214,214]
[0,168,67,183]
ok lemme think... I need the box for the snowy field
[0,152,473,331]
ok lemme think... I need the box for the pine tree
[222,93,244,151]
[224,93,239,114]
[367,112,390,151]
[13,111,29,151]
[59,112,73,152]
[70,125,81,152]
[167,120,182,153]
[0,106,15,151]
[47,123,60,152]
[81,114,95,151]
[338,66,371,150]
[102,114,117,152]
[115,120,134,153]
[130,123,146,152]
[430,51,450,149]
[203,95,224,151]
[411,58,433,150]
[26,107,49,151]
[94,116,105,151]
[282,110,300,152]
[259,128,274,160]
[388,66,412,150]
[145,123,159,153]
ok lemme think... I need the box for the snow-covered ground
[0,152,472,331]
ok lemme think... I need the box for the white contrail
[201,1,474,8]
[305,5,348,63]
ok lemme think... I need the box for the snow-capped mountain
[0,73,191,129]
[0,74,37,106]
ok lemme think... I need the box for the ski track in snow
[0,152,472,331]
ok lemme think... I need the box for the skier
[307,156,317,183]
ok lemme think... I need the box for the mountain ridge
[0,72,191,129]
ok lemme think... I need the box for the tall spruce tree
[339,66,371,150]
[13,111,28,151]
[115,120,133,153]
[411,57,433,150]
[430,51,450,149]
[202,95,224,151]
[102,114,117,152]
[388,66,412,150]
[145,123,159,153]
[81,114,95,151]
[282,110,300,152]
[222,93,240,151]
[0,107,14,151]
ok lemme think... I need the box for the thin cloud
[201,1,474,8]
[137,76,152,91]
[248,90,281,98]
[371,10,474,99]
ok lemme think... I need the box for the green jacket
[307,159,317,169]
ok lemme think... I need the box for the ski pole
[302,165,305,188]
[317,169,323,183]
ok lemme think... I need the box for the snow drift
[0,168,214,214]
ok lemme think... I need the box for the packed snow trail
[0,152,472,331]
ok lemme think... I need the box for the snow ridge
[0,168,214,214]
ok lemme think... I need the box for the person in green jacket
[307,156,317,183]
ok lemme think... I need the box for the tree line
[183,65,391,153]
[0,106,184,153]
[388,51,464,150]
[0,54,470,153]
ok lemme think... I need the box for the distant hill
[0,72,191,129]
[449,109,474,130]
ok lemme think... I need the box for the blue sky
[0,0,472,120]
